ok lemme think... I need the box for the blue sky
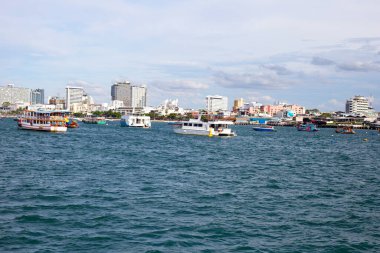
[1,0,379,111]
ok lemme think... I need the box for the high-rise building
[0,84,31,105]
[111,81,131,106]
[130,85,147,107]
[345,96,370,115]
[66,86,85,110]
[31,88,44,104]
[111,81,147,107]
[206,95,228,112]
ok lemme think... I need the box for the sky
[1,0,380,111]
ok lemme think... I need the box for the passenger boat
[17,110,67,132]
[120,113,151,128]
[335,126,355,134]
[173,116,236,137]
[253,124,276,132]
[297,123,319,132]
[82,116,107,125]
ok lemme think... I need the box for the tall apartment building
[345,96,370,115]
[111,81,147,108]
[206,95,228,112]
[31,88,44,104]
[0,84,31,105]
[66,86,85,111]
[131,85,147,107]
[111,81,131,107]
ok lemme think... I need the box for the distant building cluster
[231,98,305,118]
[0,82,377,122]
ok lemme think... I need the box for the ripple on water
[0,120,379,252]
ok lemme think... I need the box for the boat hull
[173,128,210,136]
[18,123,67,132]
[120,121,150,128]
[253,127,276,132]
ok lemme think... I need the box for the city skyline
[1,1,379,110]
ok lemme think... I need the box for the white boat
[17,110,67,132]
[173,117,236,137]
[120,113,151,128]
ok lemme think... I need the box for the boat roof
[25,110,70,114]
[182,119,233,125]
[208,120,234,125]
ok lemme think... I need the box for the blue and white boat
[252,124,276,132]
[120,113,151,128]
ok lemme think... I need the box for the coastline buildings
[155,99,184,116]
[206,95,228,112]
[0,84,31,105]
[261,103,305,117]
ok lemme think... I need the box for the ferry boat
[252,124,276,132]
[335,126,355,134]
[17,110,67,132]
[173,117,236,137]
[120,113,151,128]
[82,116,107,125]
[297,123,319,132]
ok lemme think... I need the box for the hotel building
[65,86,86,111]
[345,96,370,115]
[0,84,31,105]
[111,81,147,108]
[206,95,228,112]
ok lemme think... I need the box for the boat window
[184,123,188,126]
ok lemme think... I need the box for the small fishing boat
[82,116,107,125]
[252,124,276,132]
[297,123,319,132]
[17,110,67,132]
[335,126,355,134]
[65,118,79,128]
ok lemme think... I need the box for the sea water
[1,119,379,252]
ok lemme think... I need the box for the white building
[66,86,85,111]
[206,95,228,112]
[0,84,31,105]
[345,96,370,115]
[131,85,147,107]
